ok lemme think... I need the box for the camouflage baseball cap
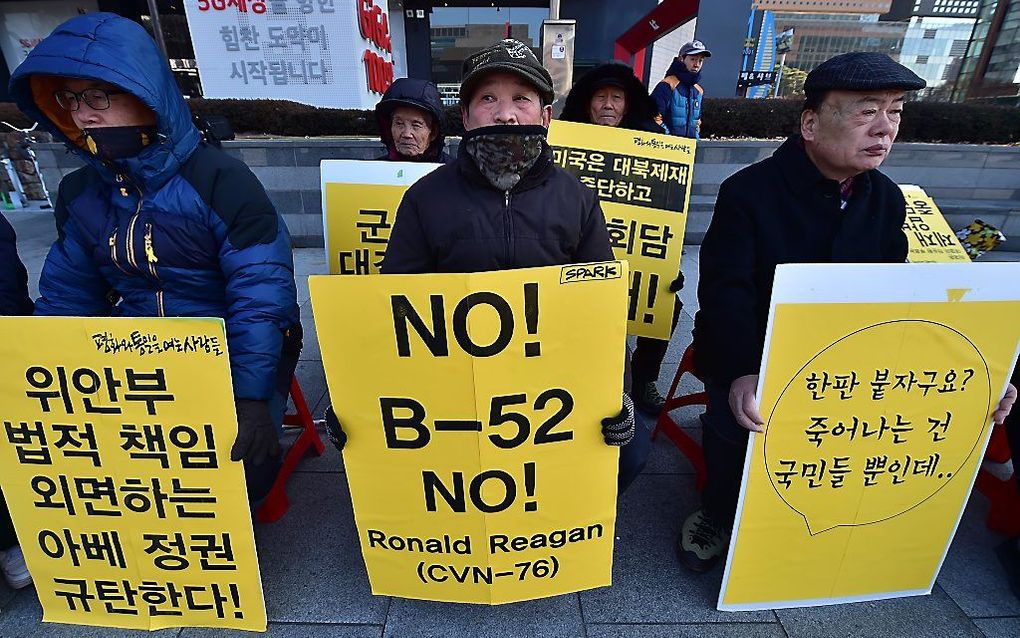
[460,39,555,105]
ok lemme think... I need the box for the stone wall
[33,138,1020,247]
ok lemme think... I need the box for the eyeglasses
[53,88,127,112]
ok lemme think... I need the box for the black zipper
[115,173,146,273]
[144,223,164,317]
[144,223,159,279]
[126,214,139,270]
[686,84,695,135]
[113,173,164,316]
[108,228,129,275]
[504,189,514,266]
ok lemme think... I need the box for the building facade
[952,0,1020,102]
[883,0,981,19]
[772,11,909,72]
[899,15,975,99]
[0,0,777,106]
[874,0,979,100]
[755,0,892,13]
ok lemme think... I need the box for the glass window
[429,6,550,97]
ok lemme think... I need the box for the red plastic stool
[255,376,326,523]
[975,423,1020,536]
[652,343,708,490]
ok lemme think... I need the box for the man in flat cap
[326,40,651,493]
[677,52,1018,572]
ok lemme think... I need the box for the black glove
[324,404,347,451]
[601,393,635,446]
[231,399,281,466]
[668,271,685,293]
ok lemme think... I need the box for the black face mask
[462,124,547,191]
[675,69,702,87]
[83,125,159,161]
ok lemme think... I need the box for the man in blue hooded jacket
[9,13,300,501]
[651,40,710,139]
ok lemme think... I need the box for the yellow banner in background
[720,263,1020,611]
[900,184,970,263]
[311,262,628,604]
[325,183,403,275]
[0,317,265,631]
[548,120,695,339]
[322,160,441,275]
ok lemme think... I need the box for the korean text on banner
[547,120,694,340]
[0,317,266,631]
[310,261,628,603]
[720,263,1020,610]
[321,160,441,275]
[900,185,970,263]
[183,0,393,109]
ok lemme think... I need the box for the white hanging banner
[183,0,394,109]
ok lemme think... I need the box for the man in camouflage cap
[327,40,653,494]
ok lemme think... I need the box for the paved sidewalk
[1,210,1019,637]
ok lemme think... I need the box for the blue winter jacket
[650,58,703,139]
[9,13,299,401]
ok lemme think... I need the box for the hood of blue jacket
[9,12,200,192]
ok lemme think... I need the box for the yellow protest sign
[322,160,441,275]
[720,263,1020,610]
[900,184,970,263]
[0,317,265,631]
[310,262,628,603]
[547,120,694,340]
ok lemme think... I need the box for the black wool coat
[0,213,32,316]
[693,136,909,386]
[381,142,614,274]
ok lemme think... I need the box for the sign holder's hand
[668,271,685,293]
[231,399,282,466]
[729,374,765,433]
[602,393,636,446]
[993,383,1017,426]
[324,403,348,451]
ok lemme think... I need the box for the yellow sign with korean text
[900,185,970,263]
[548,120,695,340]
[322,160,441,275]
[720,263,1020,610]
[310,262,628,604]
[0,317,265,631]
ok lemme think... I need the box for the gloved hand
[601,393,635,446]
[668,271,685,293]
[231,399,281,466]
[324,404,347,451]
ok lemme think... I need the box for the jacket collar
[775,135,871,197]
[456,137,553,194]
[666,59,700,86]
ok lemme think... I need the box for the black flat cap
[460,39,555,105]
[804,52,926,94]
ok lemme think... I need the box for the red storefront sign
[358,0,393,94]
